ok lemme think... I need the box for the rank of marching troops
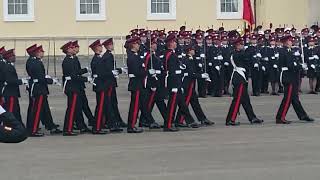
[0,24,319,137]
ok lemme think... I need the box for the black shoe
[271,92,279,96]
[29,132,45,137]
[79,127,91,134]
[276,120,292,124]
[187,122,200,128]
[250,118,264,124]
[149,122,161,129]
[63,132,78,136]
[226,121,240,126]
[139,122,150,128]
[300,117,315,122]
[92,129,108,135]
[175,123,188,128]
[127,127,144,133]
[201,119,215,126]
[110,127,123,133]
[50,128,63,135]
[119,121,128,128]
[163,127,180,132]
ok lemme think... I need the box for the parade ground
[1,62,320,180]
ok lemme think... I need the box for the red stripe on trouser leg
[281,84,293,121]
[131,90,140,128]
[32,95,44,134]
[179,81,195,123]
[9,96,15,112]
[96,91,105,131]
[67,93,78,133]
[167,92,177,129]
[231,83,244,122]
[147,91,156,111]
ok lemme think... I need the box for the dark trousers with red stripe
[3,96,22,123]
[276,83,308,121]
[128,89,155,129]
[78,90,94,127]
[94,87,117,131]
[176,81,207,124]
[26,95,57,134]
[139,89,167,125]
[164,88,195,128]
[63,92,82,133]
[226,83,256,122]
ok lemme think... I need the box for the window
[3,0,34,21]
[147,0,176,20]
[76,0,106,21]
[216,0,243,19]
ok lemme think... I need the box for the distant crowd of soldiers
[0,24,318,137]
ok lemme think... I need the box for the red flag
[243,0,255,26]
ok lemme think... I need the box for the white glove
[273,64,278,69]
[275,53,279,58]
[262,66,266,71]
[148,69,156,75]
[224,62,229,66]
[254,63,259,68]
[21,78,28,85]
[178,55,183,59]
[87,76,93,83]
[171,88,178,93]
[256,53,262,58]
[142,63,146,68]
[314,55,319,59]
[208,63,213,66]
[217,55,223,60]
[271,56,276,60]
[45,75,52,79]
[244,46,248,49]
[311,64,316,69]
[112,70,119,76]
[151,88,157,91]
[294,51,300,56]
[198,63,203,68]
[302,63,308,70]
[215,66,220,71]
[294,62,298,66]
[201,73,209,79]
[121,67,128,74]
[205,78,212,82]
[309,57,315,60]
[200,54,205,58]
[264,57,269,61]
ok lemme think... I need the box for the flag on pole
[243,0,255,27]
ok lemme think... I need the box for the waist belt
[281,67,288,71]
[30,79,39,97]
[63,76,71,93]
[231,67,247,82]
[280,67,288,85]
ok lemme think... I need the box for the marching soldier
[61,42,91,136]
[25,45,62,137]
[259,36,270,94]
[276,36,314,124]
[210,35,224,97]
[126,36,158,133]
[163,34,199,131]
[72,40,93,132]
[0,46,6,106]
[2,49,28,123]
[246,35,263,96]
[175,45,214,126]
[226,38,263,126]
[304,37,319,94]
[194,34,207,98]
[101,38,127,128]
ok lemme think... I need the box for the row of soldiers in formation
[0,25,318,137]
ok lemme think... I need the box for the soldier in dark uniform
[2,49,27,124]
[194,34,207,98]
[0,46,6,107]
[259,36,270,94]
[61,42,91,136]
[126,36,158,133]
[304,37,319,94]
[210,35,224,97]
[175,45,214,126]
[0,105,28,143]
[226,38,263,126]
[221,36,233,95]
[25,45,62,137]
[101,38,127,128]
[163,34,199,131]
[245,35,263,96]
[276,36,314,124]
[72,41,95,131]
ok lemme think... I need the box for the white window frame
[3,0,34,22]
[216,0,243,20]
[147,0,176,21]
[76,0,106,21]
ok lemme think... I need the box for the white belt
[155,70,161,74]
[30,79,39,97]
[231,67,247,82]
[196,57,201,60]
[280,67,288,85]
[93,74,98,78]
[63,76,71,93]
[175,70,182,75]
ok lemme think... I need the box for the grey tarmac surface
[1,60,320,180]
